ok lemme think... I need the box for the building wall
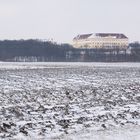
[73,37,129,49]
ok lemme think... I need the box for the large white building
[73,33,129,49]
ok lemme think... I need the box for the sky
[0,0,139,43]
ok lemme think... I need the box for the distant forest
[0,39,140,62]
[0,39,72,61]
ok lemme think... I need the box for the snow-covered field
[0,62,140,140]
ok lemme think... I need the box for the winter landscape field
[0,62,140,140]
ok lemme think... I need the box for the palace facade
[73,33,129,49]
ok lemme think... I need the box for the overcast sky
[0,0,139,43]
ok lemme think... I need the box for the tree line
[0,39,139,62]
[0,39,72,61]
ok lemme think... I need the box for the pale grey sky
[0,0,139,43]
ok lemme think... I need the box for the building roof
[73,34,92,40]
[96,33,128,39]
[73,33,128,40]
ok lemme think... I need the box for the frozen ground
[0,62,140,139]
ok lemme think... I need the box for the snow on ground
[0,62,140,139]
